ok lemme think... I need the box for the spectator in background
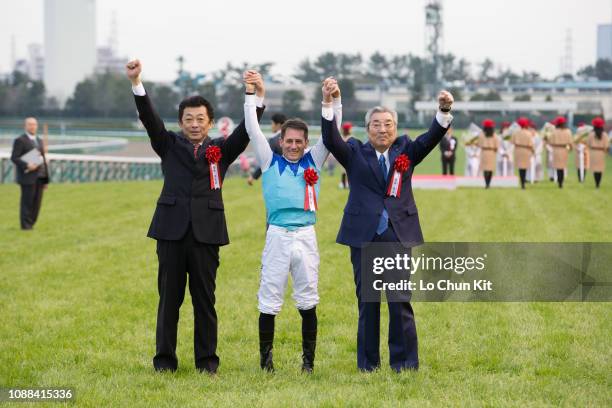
[478,119,499,189]
[239,153,251,177]
[511,117,535,189]
[464,136,481,177]
[574,122,590,183]
[497,121,514,177]
[527,120,544,182]
[439,125,457,175]
[10,117,50,230]
[548,116,573,188]
[588,117,609,188]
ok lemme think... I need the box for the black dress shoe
[391,365,418,373]
[154,366,177,373]
[197,367,217,375]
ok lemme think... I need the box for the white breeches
[257,225,320,315]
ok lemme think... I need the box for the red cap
[591,117,605,128]
[553,116,567,126]
[577,121,585,127]
[517,117,530,128]
[341,122,353,130]
[482,119,495,128]
[500,121,511,129]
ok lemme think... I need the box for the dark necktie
[376,154,389,235]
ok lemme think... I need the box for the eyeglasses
[370,122,395,130]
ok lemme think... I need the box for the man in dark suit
[10,117,50,230]
[322,91,453,372]
[126,59,265,374]
[439,125,457,175]
[247,112,285,185]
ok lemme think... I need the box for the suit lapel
[364,142,386,189]
[22,134,36,151]
[199,137,213,160]
[35,136,44,152]
[35,136,50,179]
[175,132,200,171]
[388,140,402,178]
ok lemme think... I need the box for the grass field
[1,150,611,407]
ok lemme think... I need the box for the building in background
[12,44,44,81]
[95,10,126,75]
[95,46,127,75]
[597,24,612,61]
[26,44,45,81]
[44,0,96,106]
[10,40,125,83]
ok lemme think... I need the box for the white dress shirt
[375,149,390,176]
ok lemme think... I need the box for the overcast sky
[1,0,612,82]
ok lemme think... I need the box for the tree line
[1,52,611,122]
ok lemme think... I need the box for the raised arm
[321,78,352,168]
[310,77,341,169]
[126,59,171,157]
[330,78,343,132]
[405,90,454,166]
[221,70,266,165]
[244,71,273,171]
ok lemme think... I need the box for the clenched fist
[322,77,339,103]
[243,70,265,98]
[126,59,142,85]
[438,90,454,112]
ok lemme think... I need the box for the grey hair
[365,106,398,128]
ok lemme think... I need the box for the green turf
[1,161,611,406]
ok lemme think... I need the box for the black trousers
[19,180,45,230]
[557,169,565,188]
[442,157,455,175]
[341,172,348,188]
[594,172,602,188]
[518,168,527,189]
[349,226,418,371]
[483,171,493,188]
[154,226,220,372]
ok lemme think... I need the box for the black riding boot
[299,307,317,373]
[259,313,275,372]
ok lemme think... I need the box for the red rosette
[205,145,222,163]
[394,154,410,172]
[387,154,411,198]
[205,145,222,189]
[303,168,319,211]
[303,168,319,186]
